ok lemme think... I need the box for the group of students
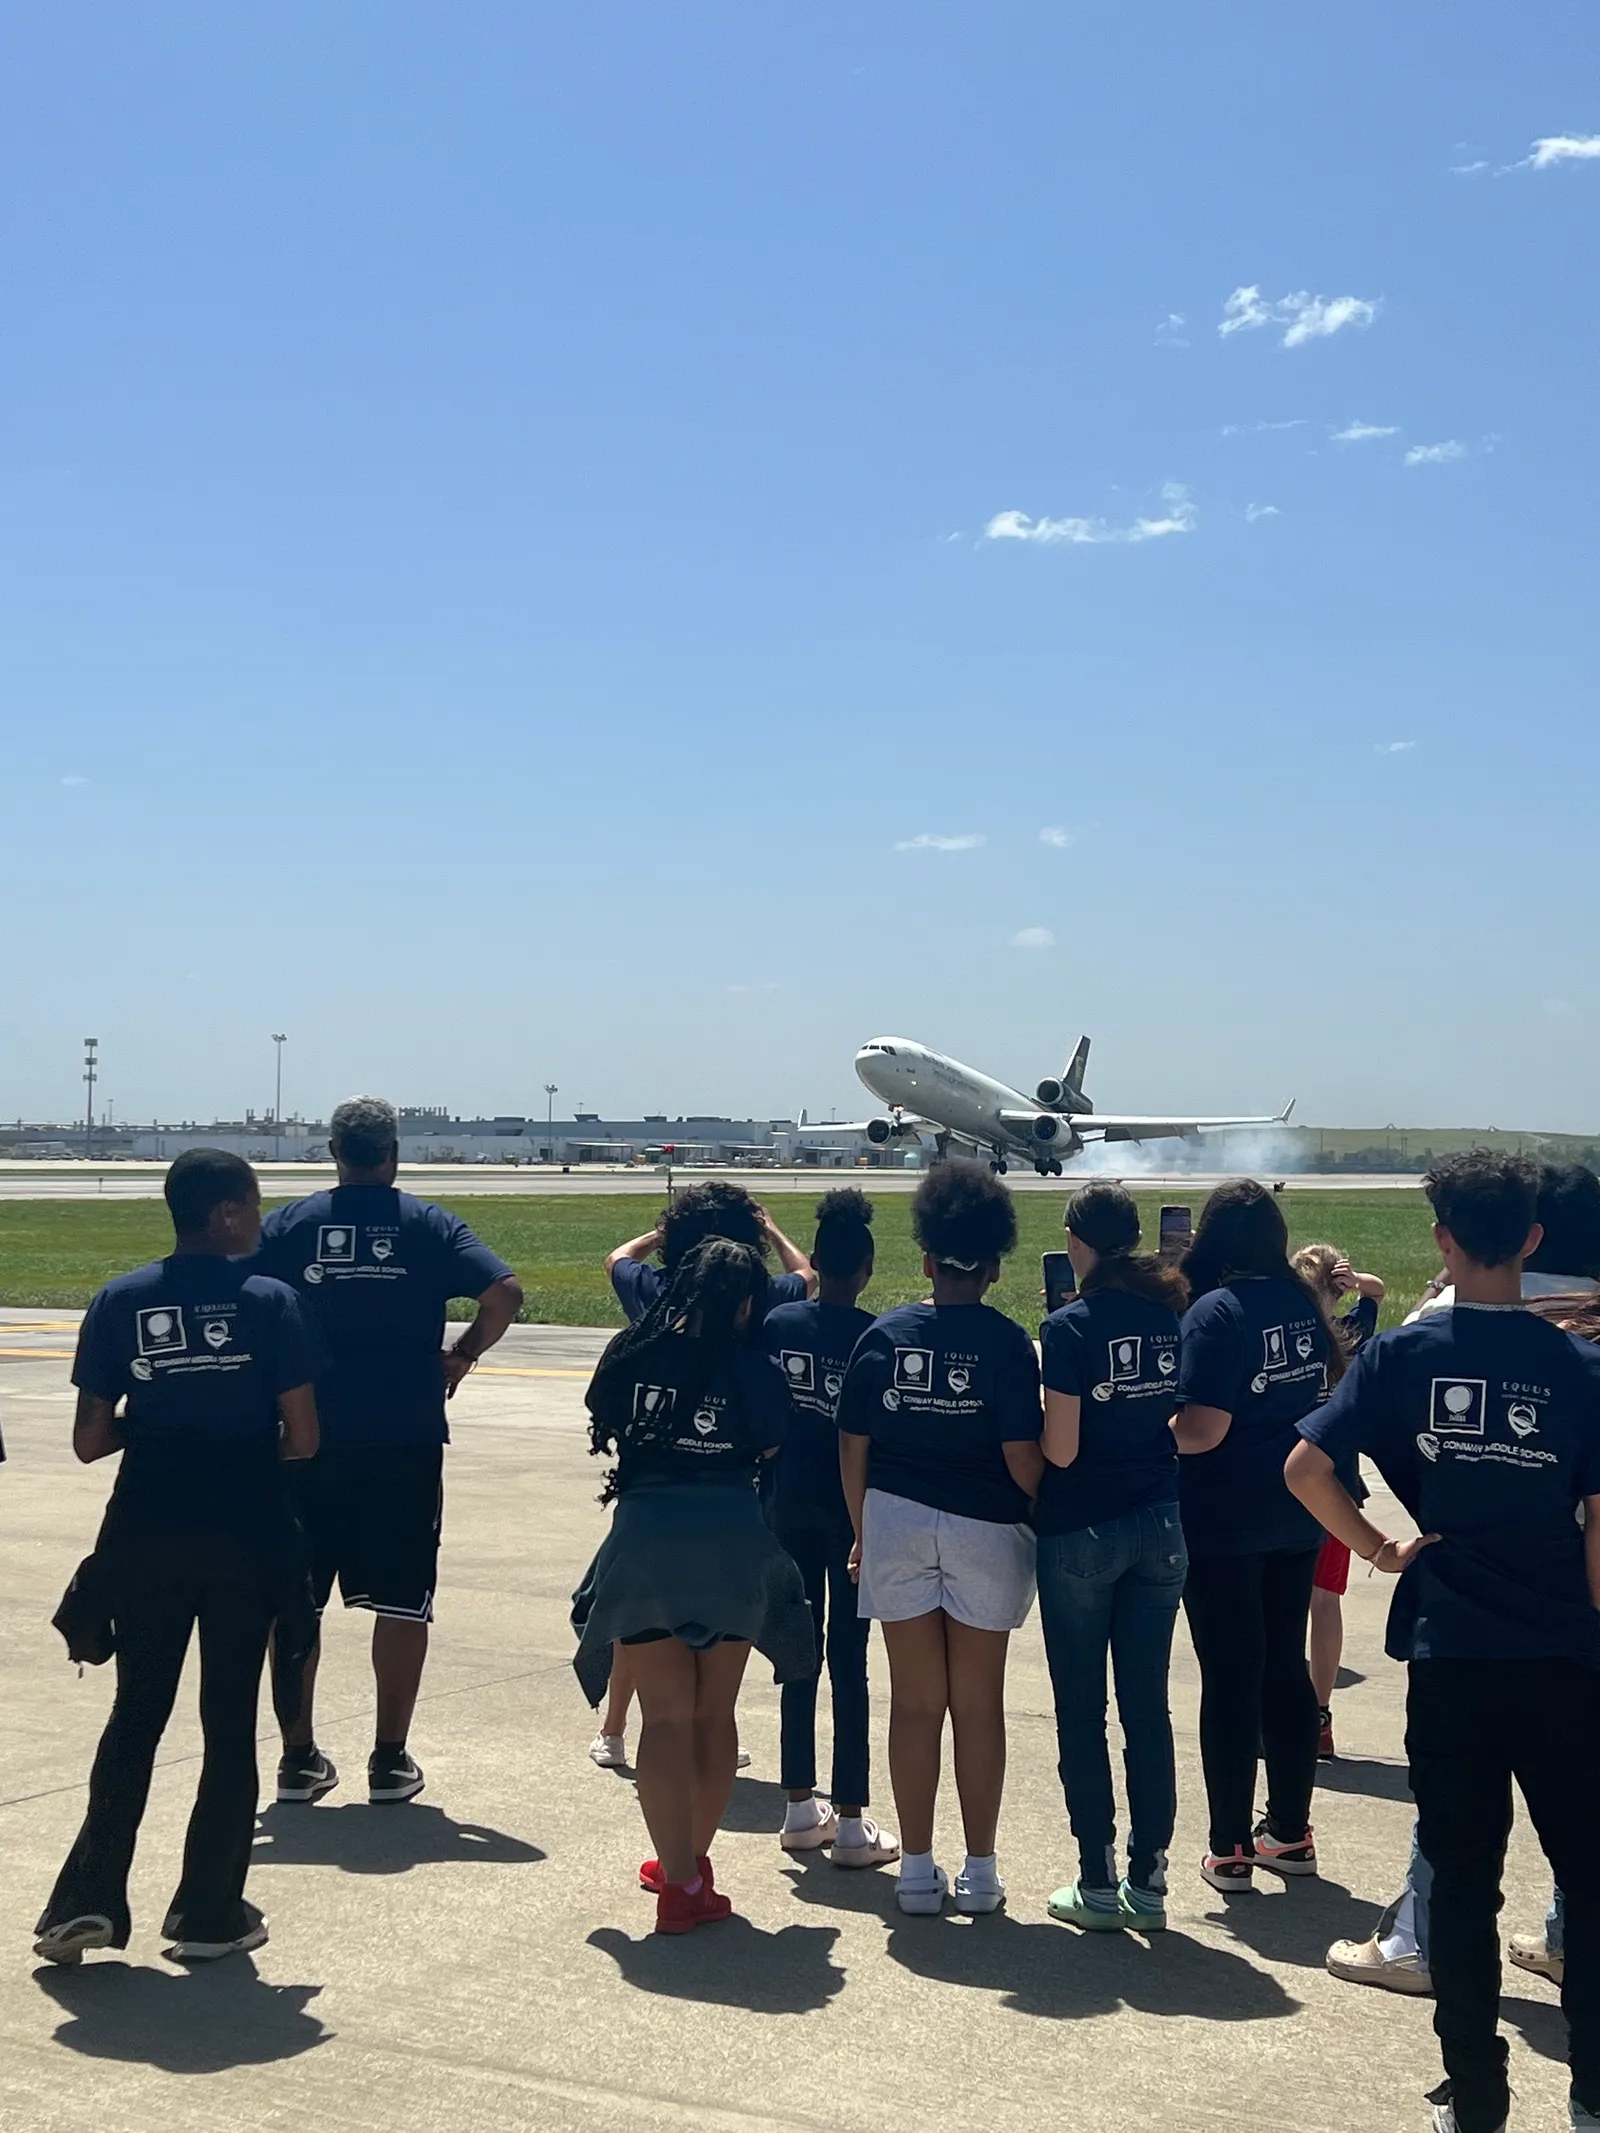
[581,1156,1600,2133]
[28,1118,1600,2133]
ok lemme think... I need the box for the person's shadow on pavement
[587,1918,844,2014]
[253,1802,545,1875]
[35,1958,327,2072]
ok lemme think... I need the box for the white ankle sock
[961,1852,999,1886]
[836,1816,867,1845]
[899,1849,937,1885]
[782,1796,828,1835]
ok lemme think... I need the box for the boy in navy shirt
[605,1182,815,1325]
[765,1190,898,1871]
[35,1151,319,1968]
[1289,1152,1600,2133]
[256,1095,522,1808]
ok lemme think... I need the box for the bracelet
[451,1346,480,1370]
[1359,1536,1391,1563]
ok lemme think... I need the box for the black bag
[52,1553,116,1667]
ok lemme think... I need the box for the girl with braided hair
[571,1239,813,1934]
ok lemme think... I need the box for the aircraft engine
[866,1117,896,1144]
[1035,1077,1065,1107]
[1031,1113,1063,1144]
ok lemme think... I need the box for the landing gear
[990,1152,1009,1174]
[1034,1158,1064,1178]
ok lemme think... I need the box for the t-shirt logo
[130,1357,153,1381]
[1507,1401,1539,1438]
[1111,1337,1142,1384]
[633,1384,677,1420]
[882,1388,902,1412]
[1157,1347,1178,1377]
[304,1265,324,1284]
[693,1407,718,1436]
[1417,1431,1440,1462]
[1431,1378,1486,1436]
[202,1318,231,1350]
[947,1366,971,1395]
[893,1349,934,1393]
[824,1372,843,1400]
[1263,1327,1287,1371]
[317,1226,357,1265]
[136,1307,187,1357]
[781,1351,815,1393]
[1295,1330,1315,1361]
[372,1238,395,1263]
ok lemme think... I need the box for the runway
[0,1161,1424,1201]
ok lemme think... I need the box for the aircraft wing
[1076,1101,1295,1146]
[791,1116,940,1138]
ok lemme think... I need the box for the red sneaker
[640,1855,713,1895]
[655,1878,733,1935]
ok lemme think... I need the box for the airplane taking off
[804,1036,1293,1177]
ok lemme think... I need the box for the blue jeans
[1382,1824,1565,1967]
[775,1521,871,1808]
[1036,1502,1187,1889]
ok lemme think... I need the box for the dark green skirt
[571,1480,814,1706]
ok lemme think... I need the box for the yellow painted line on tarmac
[476,1364,591,1379]
[0,1349,75,1361]
[0,1320,78,1331]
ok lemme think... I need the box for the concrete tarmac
[0,1313,1571,2133]
[0,1162,1425,1201]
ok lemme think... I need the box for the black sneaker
[276,1745,339,1804]
[368,1747,425,1804]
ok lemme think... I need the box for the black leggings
[1182,1547,1319,1859]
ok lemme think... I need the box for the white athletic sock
[961,1852,999,1887]
[836,1816,867,1846]
[782,1796,829,1835]
[899,1849,937,1885]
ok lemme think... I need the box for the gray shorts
[857,1488,1037,1633]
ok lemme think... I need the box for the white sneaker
[1508,1929,1564,1983]
[33,1915,114,1966]
[736,1747,752,1770]
[1326,1934,1433,1996]
[163,1902,269,1964]
[1427,2082,1505,2133]
[832,1819,901,1871]
[953,1865,1006,1915]
[589,1732,627,1769]
[895,1864,949,1915]
[780,1805,839,1853]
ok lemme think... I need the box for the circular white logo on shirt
[147,1312,174,1339]
[202,1319,230,1350]
[1157,1350,1177,1377]
[130,1358,153,1382]
[693,1408,717,1436]
[1092,1382,1115,1403]
[326,1229,348,1251]
[1508,1401,1539,1437]
[1443,1384,1475,1418]
[882,1388,901,1412]
[786,1355,807,1378]
[824,1373,842,1400]
[1417,1432,1441,1463]
[1251,1373,1269,1395]
[372,1238,394,1262]
[1116,1342,1135,1368]
[947,1367,970,1395]
[1296,1332,1315,1361]
[902,1354,925,1379]
[304,1264,324,1285]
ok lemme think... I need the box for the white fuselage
[855,1037,1057,1162]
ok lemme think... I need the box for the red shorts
[1314,1536,1351,1596]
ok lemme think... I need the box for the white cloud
[939,530,962,543]
[1450,159,1490,176]
[1011,927,1056,951]
[894,832,986,853]
[1244,503,1280,522]
[1155,312,1189,346]
[1374,740,1416,755]
[1220,418,1307,436]
[1038,826,1074,849]
[1332,420,1401,444]
[1404,440,1467,466]
[1527,134,1600,170]
[1219,284,1380,349]
[984,483,1196,547]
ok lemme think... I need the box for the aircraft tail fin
[800,1108,809,1126]
[1064,1035,1092,1113]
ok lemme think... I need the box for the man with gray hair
[256,1096,523,1806]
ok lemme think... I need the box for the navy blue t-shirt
[836,1301,1041,1525]
[73,1254,317,1534]
[1341,1294,1380,1350]
[1300,1306,1600,1666]
[1178,1276,1333,1556]
[257,1187,512,1449]
[764,1298,874,1535]
[1037,1289,1182,1536]
[611,1258,808,1328]
[596,1337,792,1494]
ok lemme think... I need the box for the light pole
[83,1038,98,1161]
[272,1034,287,1160]
[544,1083,558,1165]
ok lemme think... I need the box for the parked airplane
[802,1035,1292,1177]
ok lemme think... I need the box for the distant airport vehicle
[802,1036,1293,1177]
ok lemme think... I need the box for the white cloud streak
[1219,285,1380,348]
[1332,420,1400,444]
[1374,740,1417,755]
[984,483,1196,547]
[1155,312,1189,346]
[1526,134,1600,169]
[894,832,986,853]
[60,775,90,787]
[1244,503,1279,523]
[1221,419,1307,436]
[1038,827,1074,849]
[1404,440,1467,465]
[1011,927,1055,951]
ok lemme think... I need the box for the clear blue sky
[3,3,1596,1131]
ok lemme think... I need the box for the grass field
[0,1188,1441,1328]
